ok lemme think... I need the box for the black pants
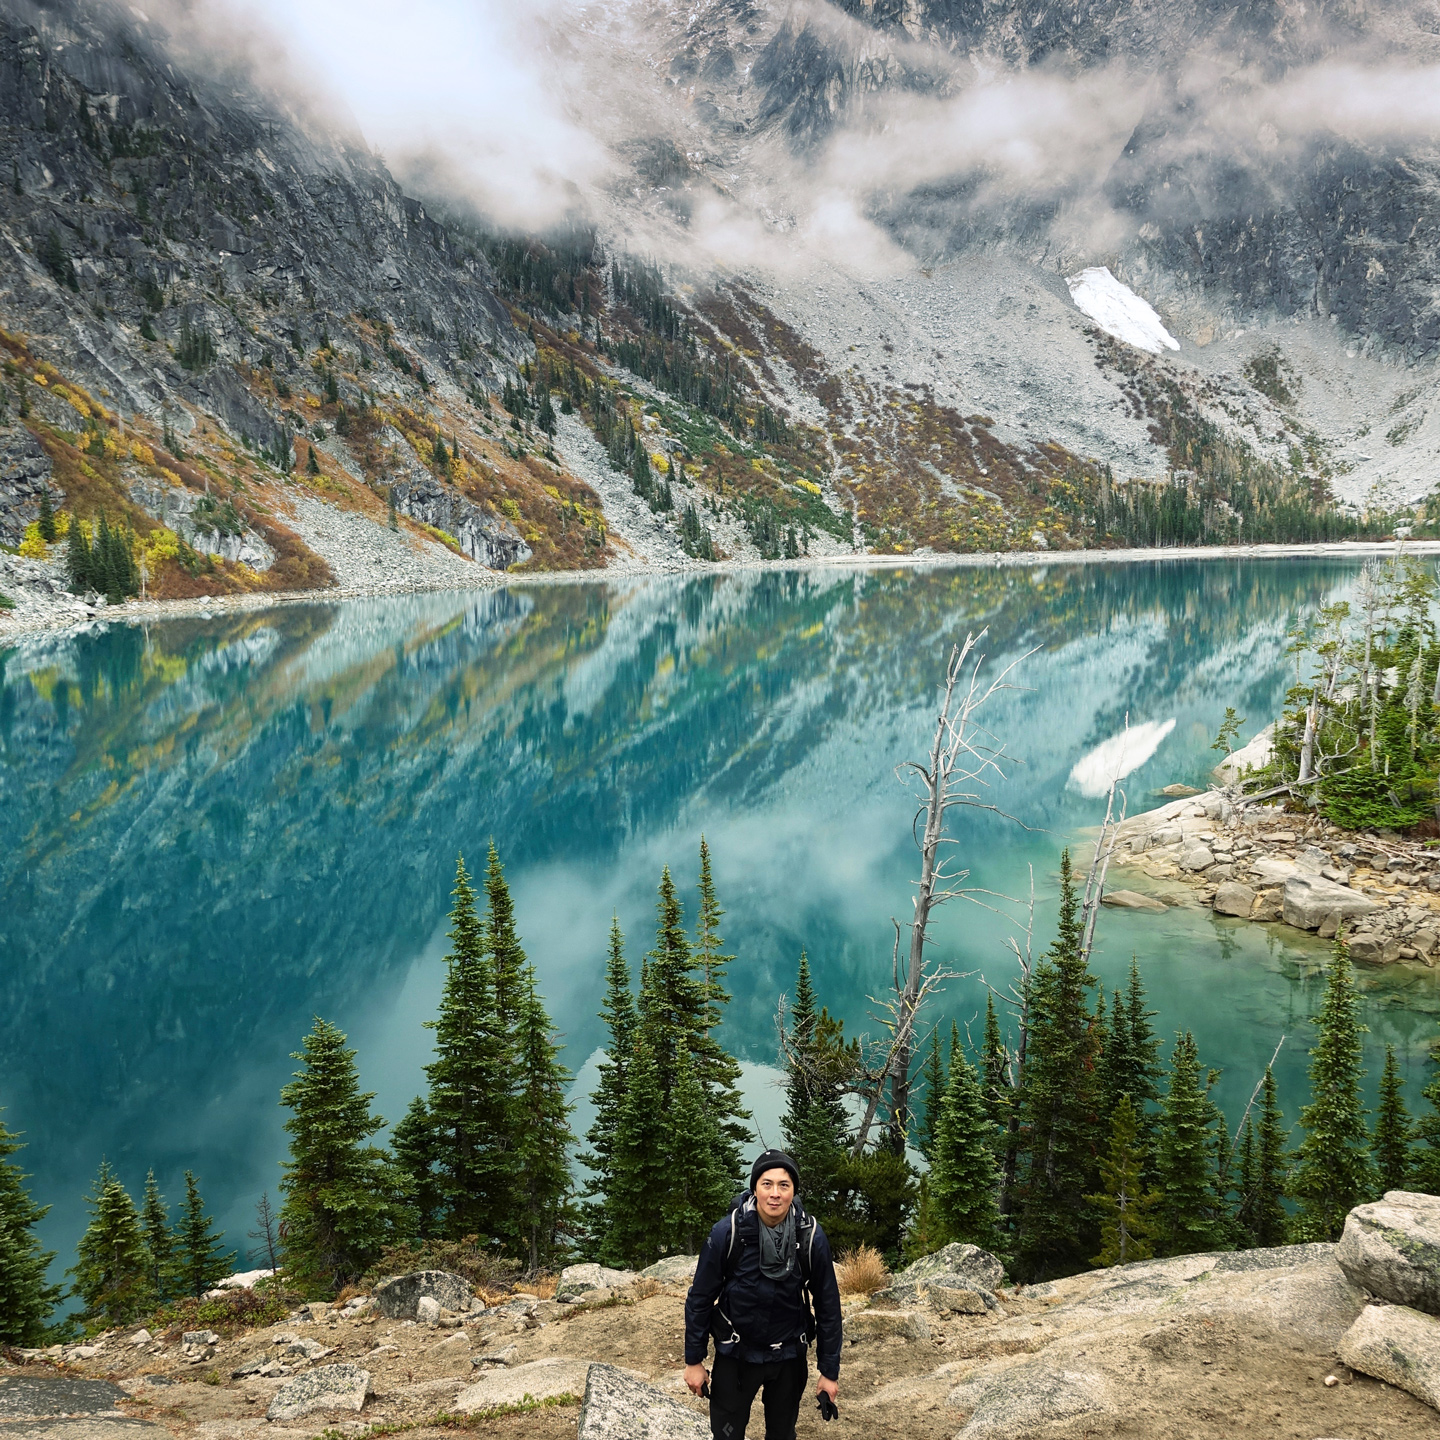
[708,1353,809,1440]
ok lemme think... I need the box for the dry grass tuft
[527,1273,559,1300]
[632,1277,663,1301]
[334,1284,367,1305]
[835,1245,889,1297]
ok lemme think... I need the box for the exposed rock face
[1212,881,1257,918]
[1336,1191,1440,1316]
[1338,1303,1440,1409]
[843,1309,932,1341]
[639,1255,699,1284]
[265,1365,371,1421]
[1281,872,1380,930]
[577,1363,707,1440]
[389,474,530,570]
[454,1358,591,1411]
[126,478,274,570]
[892,1242,1005,1292]
[0,424,55,544]
[372,1271,473,1320]
[947,1363,1113,1439]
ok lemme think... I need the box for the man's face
[755,1167,796,1225]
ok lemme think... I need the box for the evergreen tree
[390,1098,440,1239]
[0,1110,59,1344]
[37,486,55,544]
[68,1162,148,1326]
[139,1170,176,1304]
[512,964,574,1271]
[1015,850,1100,1278]
[1290,942,1378,1241]
[657,1045,727,1256]
[484,843,528,1036]
[600,1033,670,1268]
[279,1017,410,1295]
[929,1041,1002,1250]
[1373,1044,1413,1194]
[433,434,448,470]
[1089,1096,1159,1267]
[631,435,651,494]
[425,855,515,1242]
[1413,1048,1440,1195]
[1233,1116,1261,1248]
[1252,1067,1290,1247]
[307,443,321,475]
[917,1029,946,1165]
[1155,1031,1224,1256]
[66,515,92,594]
[582,918,635,1252]
[691,841,750,1182]
[176,1172,234,1299]
[981,993,1010,1134]
[1102,960,1162,1167]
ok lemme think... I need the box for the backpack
[710,1192,819,1349]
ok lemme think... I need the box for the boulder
[844,1309,931,1341]
[1179,845,1215,871]
[1251,888,1284,921]
[1336,1191,1440,1314]
[1281,873,1380,931]
[578,1363,707,1440]
[182,1331,220,1347]
[927,1284,988,1315]
[1251,858,1297,885]
[1099,890,1167,912]
[639,1255,699,1285]
[266,1365,371,1422]
[1348,931,1387,963]
[557,1263,638,1295]
[373,1270,472,1320]
[416,1297,441,1326]
[453,1358,592,1412]
[947,1363,1113,1439]
[1212,882,1257,918]
[894,1243,1005,1292]
[1338,1303,1440,1408]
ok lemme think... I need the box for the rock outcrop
[453,1358,592,1411]
[1338,1303,1440,1409]
[372,1271,473,1321]
[577,1364,707,1440]
[1336,1191,1440,1315]
[0,424,55,545]
[557,1263,639,1296]
[265,1365,371,1421]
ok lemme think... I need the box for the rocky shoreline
[1108,788,1440,965]
[4,537,1439,641]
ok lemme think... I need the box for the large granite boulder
[558,1263,638,1295]
[454,1359,591,1411]
[639,1255,699,1285]
[843,1309,931,1341]
[1281,873,1379,931]
[1212,882,1257,918]
[1338,1303,1440,1408]
[894,1243,1005,1291]
[947,1362,1114,1438]
[266,1365,371,1421]
[577,1363,707,1440]
[1336,1191,1440,1314]
[372,1270,472,1320]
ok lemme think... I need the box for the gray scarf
[757,1204,796,1280]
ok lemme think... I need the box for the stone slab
[453,1359,591,1412]
[577,1365,707,1440]
[372,1270,472,1320]
[265,1366,371,1422]
[947,1363,1113,1439]
[1212,881,1257,918]
[557,1263,638,1294]
[844,1308,931,1341]
[1337,1191,1440,1314]
[1099,889,1167,912]
[1338,1302,1440,1408]
[639,1255,699,1284]
[0,1382,127,1420]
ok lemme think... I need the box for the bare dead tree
[875,630,1036,1154]
[249,1192,280,1274]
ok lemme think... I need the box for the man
[683,1149,842,1439]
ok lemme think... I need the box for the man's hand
[684,1363,709,1396]
[817,1377,838,1403]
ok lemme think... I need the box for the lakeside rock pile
[1111,791,1440,963]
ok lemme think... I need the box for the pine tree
[1233,1116,1260,1248]
[1290,942,1378,1241]
[917,1029,946,1165]
[139,1170,176,1304]
[512,964,574,1271]
[68,1162,149,1326]
[1155,1031,1224,1256]
[1413,1048,1440,1194]
[929,1041,1001,1250]
[582,918,636,1253]
[0,1110,59,1344]
[390,1098,440,1240]
[307,442,321,475]
[690,841,750,1183]
[981,993,1010,1133]
[433,435,448,470]
[1252,1067,1290,1247]
[657,1045,727,1256]
[1102,960,1162,1169]
[425,855,515,1242]
[1089,1096,1159,1267]
[1015,850,1101,1278]
[600,1033,670,1268]
[66,515,92,594]
[176,1172,234,1299]
[279,1017,410,1295]
[37,486,55,544]
[1373,1044,1413,1194]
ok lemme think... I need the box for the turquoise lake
[4,557,1440,1282]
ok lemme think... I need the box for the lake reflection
[3,557,1438,1277]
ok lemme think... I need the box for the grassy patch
[432,1395,580,1426]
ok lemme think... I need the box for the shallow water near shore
[3,556,1439,1282]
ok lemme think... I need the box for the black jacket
[683,1197,843,1382]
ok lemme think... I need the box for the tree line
[5,836,1440,1345]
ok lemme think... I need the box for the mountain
[0,0,1436,617]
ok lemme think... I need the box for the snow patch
[1069,718,1177,797]
[1066,267,1180,355]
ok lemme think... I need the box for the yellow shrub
[651,453,669,474]
[101,434,120,458]
[159,467,181,485]
[796,479,822,495]
[305,396,321,409]
[500,498,521,521]
[130,441,156,466]
[143,528,182,565]
[33,372,47,387]
[18,523,47,558]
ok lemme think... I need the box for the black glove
[817,1391,839,1422]
[700,1380,711,1400]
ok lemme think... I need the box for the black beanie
[750,1148,800,1193]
